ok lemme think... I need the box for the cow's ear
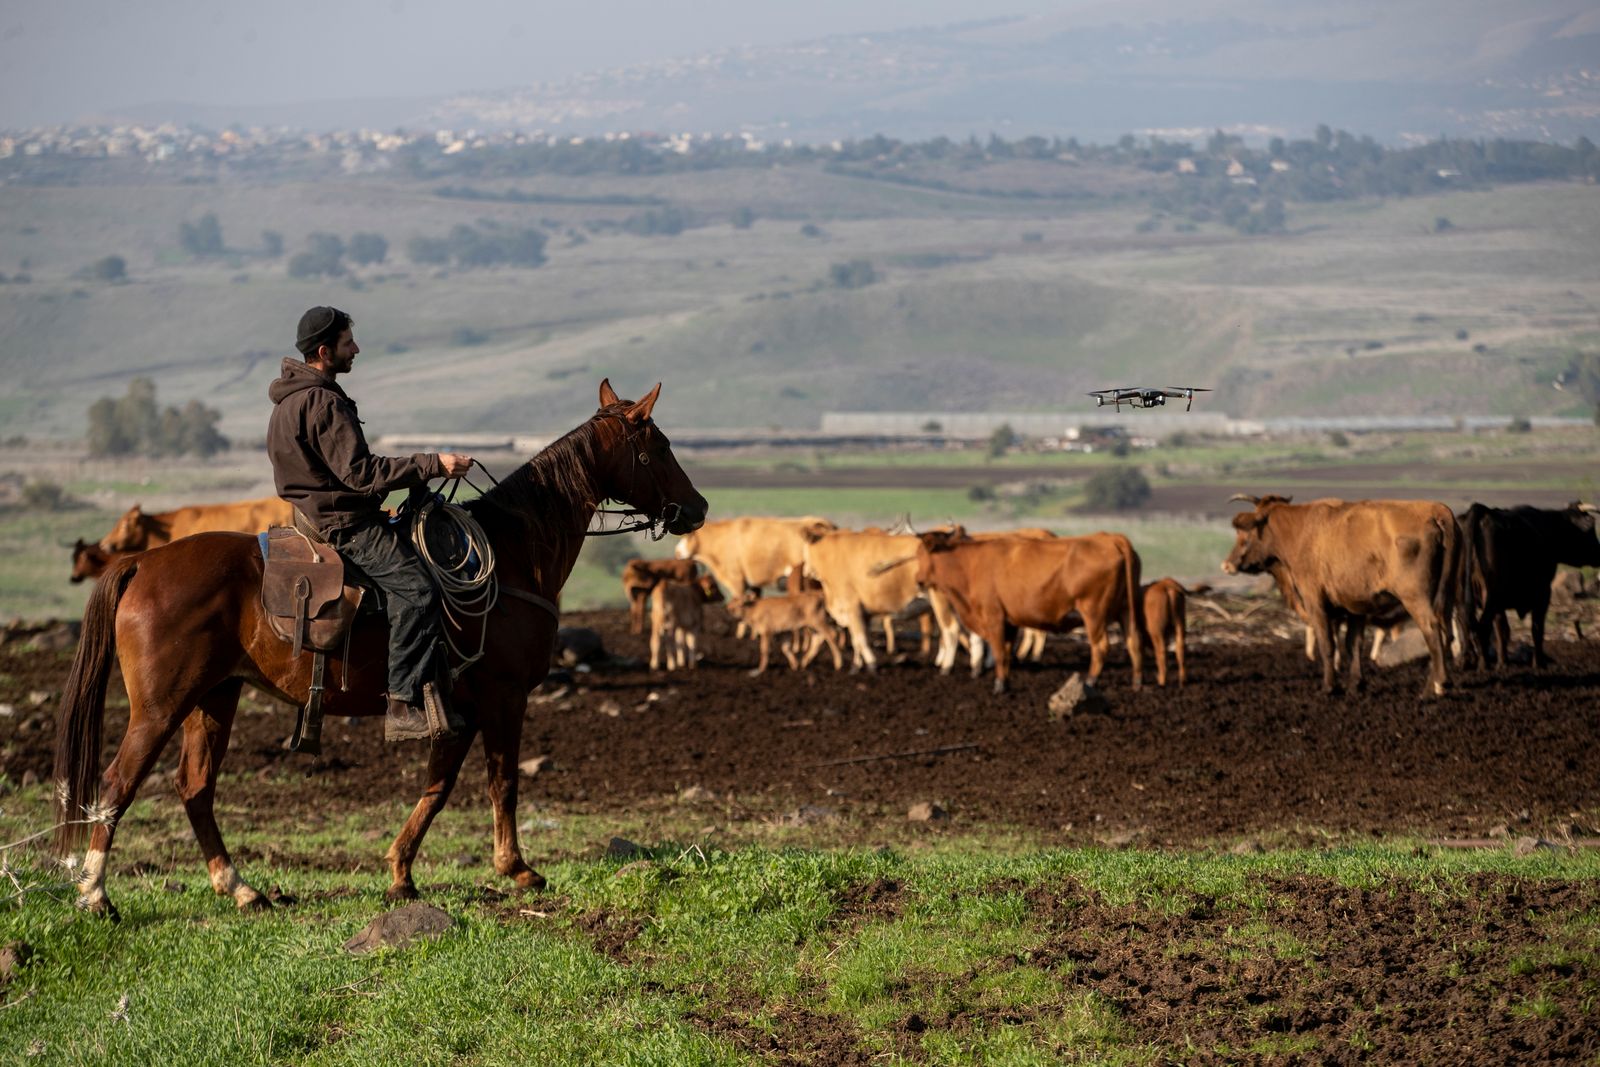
[801,520,830,543]
[598,379,620,407]
[625,382,661,424]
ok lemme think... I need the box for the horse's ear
[598,379,620,407]
[625,382,662,423]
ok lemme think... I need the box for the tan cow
[1223,494,1459,697]
[622,557,698,634]
[799,525,941,671]
[673,516,836,599]
[724,589,845,675]
[98,496,294,552]
[914,529,1143,693]
[1141,578,1189,687]
[649,574,722,671]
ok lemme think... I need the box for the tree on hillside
[348,232,388,265]
[86,378,230,458]
[1084,466,1151,511]
[261,230,284,257]
[828,259,877,289]
[89,255,126,282]
[179,213,224,256]
[288,232,346,278]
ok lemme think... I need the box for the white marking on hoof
[209,862,265,907]
[77,848,109,910]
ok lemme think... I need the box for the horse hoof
[239,893,273,912]
[385,883,420,902]
[79,898,121,923]
[513,869,548,891]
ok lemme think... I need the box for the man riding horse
[267,306,474,742]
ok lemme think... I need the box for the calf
[623,557,698,635]
[649,574,722,671]
[1141,578,1189,687]
[724,590,845,676]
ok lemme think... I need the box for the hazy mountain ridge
[422,2,1600,144]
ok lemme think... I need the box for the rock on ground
[343,903,457,955]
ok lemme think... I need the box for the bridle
[582,410,681,540]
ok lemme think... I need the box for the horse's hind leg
[384,729,475,901]
[74,687,192,919]
[478,696,546,891]
[175,680,267,911]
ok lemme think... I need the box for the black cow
[1459,501,1600,669]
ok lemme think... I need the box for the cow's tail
[1456,505,1484,661]
[1122,539,1143,677]
[53,554,138,855]
[1433,507,1462,656]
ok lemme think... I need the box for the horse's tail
[53,554,138,855]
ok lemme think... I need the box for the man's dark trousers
[327,516,441,704]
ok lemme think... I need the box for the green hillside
[2,167,1597,441]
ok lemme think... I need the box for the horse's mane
[467,407,616,550]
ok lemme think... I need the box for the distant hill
[422,1,1600,144]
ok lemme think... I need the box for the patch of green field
[2,773,1597,1067]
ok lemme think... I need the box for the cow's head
[1221,494,1291,575]
[798,520,834,545]
[1559,501,1600,565]
[100,504,145,551]
[724,588,761,619]
[69,538,111,583]
[912,527,969,585]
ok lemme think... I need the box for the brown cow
[1141,578,1189,688]
[724,589,845,676]
[622,557,698,635]
[923,527,1055,676]
[649,573,722,671]
[98,496,294,552]
[914,528,1143,693]
[1222,494,1459,697]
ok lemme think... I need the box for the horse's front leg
[176,681,269,911]
[478,695,546,891]
[384,728,476,901]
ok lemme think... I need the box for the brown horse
[69,538,123,582]
[55,381,707,919]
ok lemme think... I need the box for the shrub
[967,485,996,502]
[987,423,1018,458]
[178,212,224,256]
[21,480,69,511]
[828,259,878,289]
[452,326,489,346]
[1083,466,1152,511]
[261,230,284,257]
[89,255,126,282]
[731,206,755,229]
[1328,430,1351,447]
[799,223,824,238]
[1507,415,1533,433]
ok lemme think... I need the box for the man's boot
[385,694,449,742]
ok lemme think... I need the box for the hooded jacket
[266,358,444,535]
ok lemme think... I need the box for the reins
[415,409,676,675]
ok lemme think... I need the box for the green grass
[3,771,1599,1066]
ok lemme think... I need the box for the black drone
[1086,386,1211,412]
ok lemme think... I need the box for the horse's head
[594,379,707,536]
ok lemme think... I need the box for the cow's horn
[1578,502,1599,514]
[1227,493,1259,504]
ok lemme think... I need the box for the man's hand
[439,453,474,478]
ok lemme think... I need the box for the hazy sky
[1,0,1080,126]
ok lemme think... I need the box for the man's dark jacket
[266,358,443,535]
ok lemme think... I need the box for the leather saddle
[260,525,365,658]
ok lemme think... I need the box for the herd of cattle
[630,498,1600,698]
[69,494,1600,698]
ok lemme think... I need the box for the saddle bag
[261,525,363,656]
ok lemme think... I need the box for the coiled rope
[407,494,498,677]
